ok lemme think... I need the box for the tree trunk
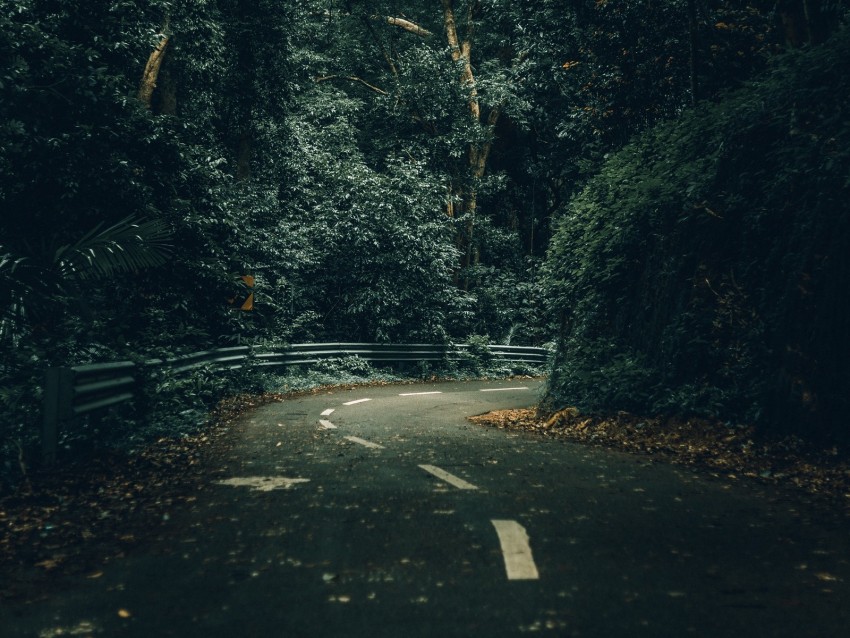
[236,130,253,181]
[441,0,479,119]
[803,0,828,44]
[233,0,255,181]
[138,24,170,108]
[686,0,699,106]
[777,0,828,47]
[153,64,177,115]
[441,0,495,287]
[382,2,499,282]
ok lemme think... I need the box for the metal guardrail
[41,342,549,464]
[42,361,138,465]
[254,343,548,367]
[147,346,251,375]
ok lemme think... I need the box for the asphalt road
[3,379,850,637]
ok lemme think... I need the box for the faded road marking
[321,408,335,416]
[399,391,443,396]
[480,387,529,392]
[491,520,540,580]
[418,464,478,490]
[344,436,384,449]
[343,398,372,406]
[319,420,337,430]
[216,477,310,492]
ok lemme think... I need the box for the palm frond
[0,250,32,346]
[0,250,29,279]
[55,216,172,280]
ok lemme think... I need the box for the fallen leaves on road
[0,392,267,601]
[469,408,850,512]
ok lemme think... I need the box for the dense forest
[2,0,849,479]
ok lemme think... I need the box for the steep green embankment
[544,28,850,442]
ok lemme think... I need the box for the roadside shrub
[311,355,375,377]
[544,28,850,442]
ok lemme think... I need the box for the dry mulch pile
[469,407,850,512]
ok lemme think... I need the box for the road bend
[3,379,849,637]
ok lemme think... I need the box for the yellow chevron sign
[228,275,254,311]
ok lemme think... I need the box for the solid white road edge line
[320,408,335,416]
[480,387,529,392]
[343,398,372,405]
[418,464,478,490]
[399,391,443,396]
[344,436,384,449]
[319,420,337,430]
[491,520,540,580]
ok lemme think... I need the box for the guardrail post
[42,367,74,467]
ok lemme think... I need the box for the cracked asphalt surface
[2,379,849,637]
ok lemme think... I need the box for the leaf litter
[469,407,850,514]
[0,392,269,601]
[0,379,414,601]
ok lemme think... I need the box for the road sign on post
[240,275,254,311]
[228,275,254,311]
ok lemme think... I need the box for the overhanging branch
[315,75,388,95]
[380,16,433,37]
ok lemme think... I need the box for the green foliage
[281,85,470,342]
[463,334,494,373]
[544,28,850,441]
[0,0,297,477]
[6,0,847,483]
[451,333,542,377]
[288,2,548,343]
[311,355,375,377]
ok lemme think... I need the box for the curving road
[3,379,850,637]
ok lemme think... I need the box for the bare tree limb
[381,16,433,37]
[315,75,388,95]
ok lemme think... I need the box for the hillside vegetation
[544,28,850,443]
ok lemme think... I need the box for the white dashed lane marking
[418,464,478,490]
[491,520,540,581]
[399,391,443,396]
[319,420,337,430]
[343,398,372,406]
[480,387,529,392]
[320,408,335,416]
[344,436,384,449]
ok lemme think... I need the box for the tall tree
[303,1,530,283]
